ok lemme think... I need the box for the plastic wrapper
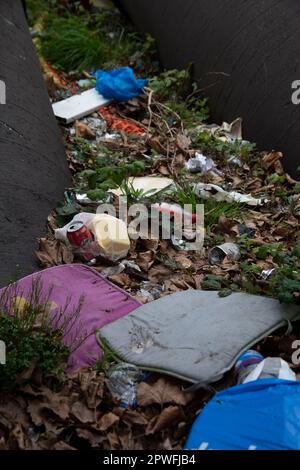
[186,153,222,176]
[106,363,148,408]
[95,67,148,101]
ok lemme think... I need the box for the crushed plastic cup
[208,243,241,265]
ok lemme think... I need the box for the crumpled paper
[194,183,267,207]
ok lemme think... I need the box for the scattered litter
[186,152,222,176]
[194,182,266,207]
[138,281,165,302]
[236,351,296,384]
[153,202,196,224]
[171,235,191,251]
[227,155,242,167]
[185,379,300,450]
[101,264,126,278]
[55,212,130,261]
[89,214,130,261]
[106,363,148,408]
[195,117,243,142]
[67,220,97,262]
[95,67,148,101]
[74,116,107,144]
[208,243,241,265]
[235,350,264,384]
[261,268,277,280]
[99,107,145,135]
[52,88,110,124]
[238,224,256,238]
[97,290,300,384]
[55,212,95,245]
[101,260,142,279]
[77,78,96,89]
[74,191,113,205]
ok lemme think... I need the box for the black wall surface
[117,0,300,177]
[0,0,70,286]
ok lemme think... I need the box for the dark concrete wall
[0,0,70,286]
[118,0,300,177]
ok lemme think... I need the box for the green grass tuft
[41,15,106,72]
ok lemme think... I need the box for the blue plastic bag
[185,379,300,450]
[95,67,148,101]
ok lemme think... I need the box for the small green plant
[269,245,300,304]
[201,274,230,290]
[252,243,283,261]
[78,161,145,196]
[150,69,191,101]
[267,173,286,185]
[118,178,164,204]
[293,182,300,194]
[193,131,255,160]
[38,7,152,72]
[0,278,85,389]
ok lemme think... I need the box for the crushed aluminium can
[67,221,95,261]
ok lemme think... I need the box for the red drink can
[67,221,94,259]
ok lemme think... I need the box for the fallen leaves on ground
[36,236,74,268]
[0,372,205,450]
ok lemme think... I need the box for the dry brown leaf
[97,412,119,431]
[158,165,170,176]
[36,236,73,268]
[149,137,166,154]
[174,153,186,168]
[71,401,95,424]
[146,406,184,435]
[122,410,148,426]
[139,239,159,252]
[76,428,104,447]
[262,151,283,170]
[77,370,105,409]
[27,386,70,424]
[137,377,193,407]
[215,214,236,235]
[173,253,192,269]
[0,396,29,431]
[75,120,95,140]
[104,432,120,450]
[10,424,29,450]
[176,133,191,154]
[109,273,132,287]
[149,264,173,283]
[53,441,76,450]
[136,251,154,272]
[119,433,143,450]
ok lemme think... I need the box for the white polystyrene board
[52,88,110,124]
